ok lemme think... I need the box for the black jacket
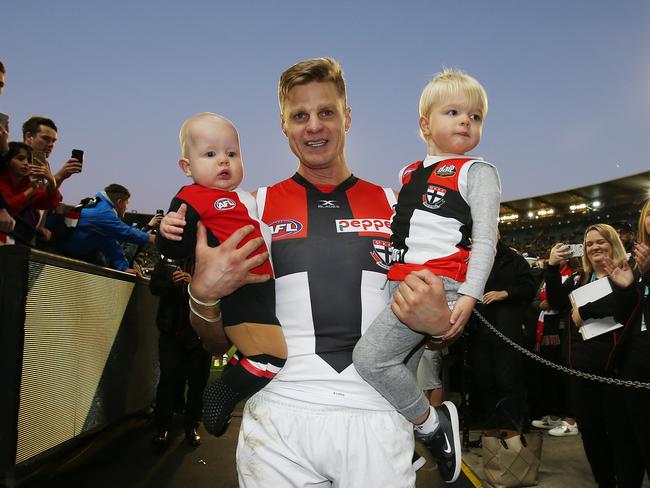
[149,258,193,335]
[474,241,537,340]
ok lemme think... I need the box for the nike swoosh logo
[443,433,452,454]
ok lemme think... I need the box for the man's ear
[24,132,34,145]
[344,106,351,133]
[419,116,431,138]
[280,114,288,137]
[178,159,192,177]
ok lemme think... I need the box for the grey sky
[3,0,649,212]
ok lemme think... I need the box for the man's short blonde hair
[178,112,234,159]
[418,69,488,141]
[278,57,347,118]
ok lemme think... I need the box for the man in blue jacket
[62,183,154,272]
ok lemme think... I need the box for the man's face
[281,81,350,173]
[180,117,244,191]
[116,198,129,218]
[0,71,5,96]
[25,125,57,157]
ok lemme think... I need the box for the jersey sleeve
[155,196,200,260]
[458,162,501,300]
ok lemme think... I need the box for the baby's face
[182,117,244,191]
[422,92,484,156]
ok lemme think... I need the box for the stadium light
[592,200,601,208]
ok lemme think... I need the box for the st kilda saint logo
[214,198,236,211]
[422,185,446,210]
[370,240,391,270]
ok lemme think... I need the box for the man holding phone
[22,116,82,188]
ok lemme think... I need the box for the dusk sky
[3,1,650,213]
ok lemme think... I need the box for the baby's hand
[160,203,187,241]
[443,295,476,340]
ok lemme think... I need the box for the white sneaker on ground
[548,420,579,436]
[531,415,563,429]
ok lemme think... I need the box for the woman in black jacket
[546,223,640,488]
[604,201,650,484]
[470,238,537,430]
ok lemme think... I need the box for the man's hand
[634,242,650,275]
[602,255,635,288]
[36,227,52,242]
[0,208,15,234]
[539,300,551,311]
[147,214,163,228]
[190,222,270,303]
[482,290,509,305]
[445,295,476,340]
[54,158,83,186]
[160,203,187,241]
[391,270,452,337]
[172,269,191,287]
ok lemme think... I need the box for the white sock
[414,406,439,435]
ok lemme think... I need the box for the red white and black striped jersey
[388,156,495,282]
[257,173,398,410]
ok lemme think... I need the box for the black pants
[470,324,526,430]
[155,329,212,430]
[570,377,645,488]
[619,333,650,484]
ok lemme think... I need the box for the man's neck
[297,163,352,186]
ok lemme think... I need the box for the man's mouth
[305,140,327,148]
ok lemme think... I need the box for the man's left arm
[94,211,151,245]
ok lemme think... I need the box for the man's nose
[306,115,322,132]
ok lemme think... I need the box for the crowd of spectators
[0,60,161,272]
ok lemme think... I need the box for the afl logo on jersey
[435,164,456,177]
[423,185,446,210]
[269,219,303,238]
[370,240,391,270]
[214,198,236,211]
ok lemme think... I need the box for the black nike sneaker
[415,401,461,483]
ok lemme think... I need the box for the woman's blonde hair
[637,199,650,246]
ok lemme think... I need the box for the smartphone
[31,150,47,165]
[0,112,8,130]
[71,149,84,166]
[156,209,164,216]
[567,243,584,258]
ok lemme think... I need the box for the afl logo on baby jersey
[370,240,392,270]
[435,164,456,177]
[214,198,236,211]
[423,185,446,210]
[269,219,303,238]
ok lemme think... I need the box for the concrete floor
[21,414,650,488]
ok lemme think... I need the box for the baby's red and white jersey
[256,173,397,410]
[169,184,274,277]
[388,155,495,282]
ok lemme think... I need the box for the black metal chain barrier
[472,309,650,390]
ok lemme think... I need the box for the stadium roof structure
[499,170,650,225]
